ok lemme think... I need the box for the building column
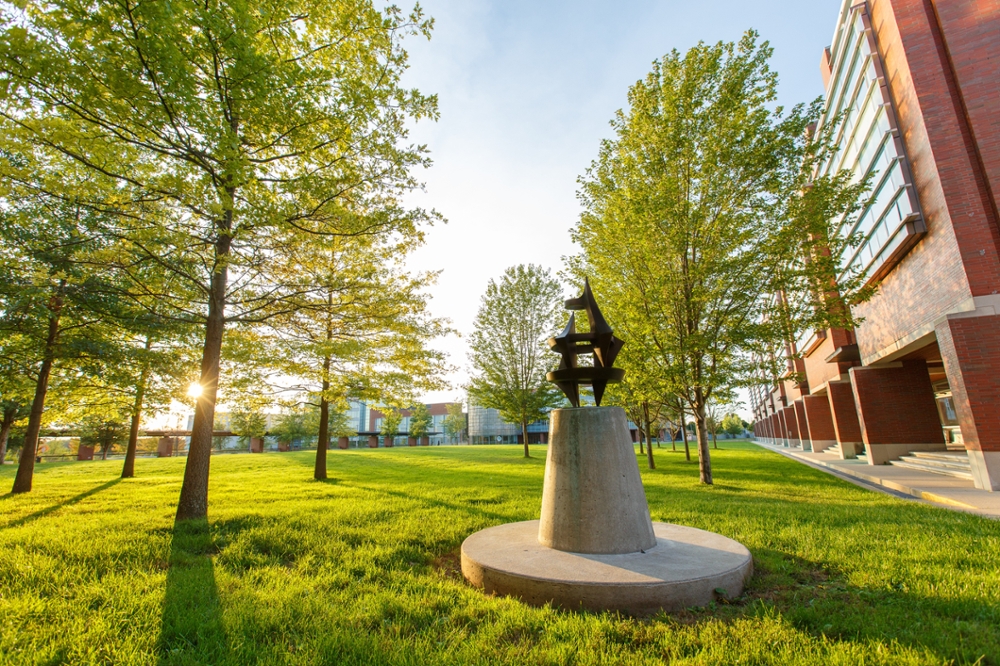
[783,406,800,448]
[368,435,378,448]
[794,400,811,451]
[803,394,837,453]
[770,413,781,446]
[937,315,1000,491]
[848,360,946,465]
[827,381,864,459]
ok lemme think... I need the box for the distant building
[468,402,549,444]
[367,403,463,445]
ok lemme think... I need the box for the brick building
[366,403,462,446]
[751,0,1000,491]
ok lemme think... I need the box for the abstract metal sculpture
[546,279,625,407]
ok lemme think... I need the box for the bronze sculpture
[546,279,625,407]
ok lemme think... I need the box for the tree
[573,33,871,485]
[1,0,440,519]
[229,396,271,450]
[722,413,744,438]
[270,404,320,449]
[0,170,129,492]
[444,402,465,444]
[78,413,130,460]
[467,265,565,458]
[408,404,432,442]
[379,409,402,447]
[261,230,449,480]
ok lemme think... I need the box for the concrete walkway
[754,441,1000,519]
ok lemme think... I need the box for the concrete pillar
[384,436,394,448]
[539,407,656,554]
[338,436,349,450]
[827,381,864,459]
[782,406,800,448]
[77,445,95,461]
[794,400,811,451]
[849,360,946,465]
[249,437,264,453]
[420,436,430,446]
[157,437,173,457]
[368,435,378,448]
[803,394,837,453]
[770,413,781,446]
[937,315,1000,491]
[408,437,417,447]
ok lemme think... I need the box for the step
[888,459,974,481]
[909,451,972,466]
[901,455,971,472]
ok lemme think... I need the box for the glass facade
[817,0,923,282]
[467,402,550,444]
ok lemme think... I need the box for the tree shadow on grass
[157,518,229,665]
[695,548,1000,664]
[1,479,121,529]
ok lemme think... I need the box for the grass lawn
[0,442,998,665]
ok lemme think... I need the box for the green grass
[0,442,998,665]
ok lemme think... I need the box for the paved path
[754,441,1000,520]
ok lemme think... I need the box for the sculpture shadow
[1,478,121,529]
[157,518,229,665]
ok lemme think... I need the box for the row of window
[817,4,918,282]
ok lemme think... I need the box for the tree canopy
[572,32,870,484]
[0,0,442,515]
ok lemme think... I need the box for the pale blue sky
[401,1,843,410]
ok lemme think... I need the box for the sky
[399,0,843,416]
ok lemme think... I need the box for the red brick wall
[803,395,837,442]
[937,314,1000,452]
[827,381,864,443]
[932,0,1000,264]
[794,400,810,443]
[849,360,945,445]
[783,406,800,440]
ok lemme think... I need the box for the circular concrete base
[461,520,752,614]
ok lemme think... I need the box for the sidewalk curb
[754,442,991,516]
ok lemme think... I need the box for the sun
[186,382,203,400]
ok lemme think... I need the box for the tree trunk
[12,286,63,494]
[638,430,644,455]
[176,227,231,521]
[122,338,153,479]
[315,395,329,480]
[712,428,718,450]
[679,403,691,462]
[0,404,17,466]
[314,307,333,481]
[101,444,109,460]
[522,420,529,458]
[643,401,655,470]
[693,390,713,485]
[315,359,331,480]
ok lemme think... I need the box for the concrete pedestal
[461,406,752,613]
[539,407,655,554]
[462,520,752,614]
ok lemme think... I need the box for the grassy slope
[0,442,997,666]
